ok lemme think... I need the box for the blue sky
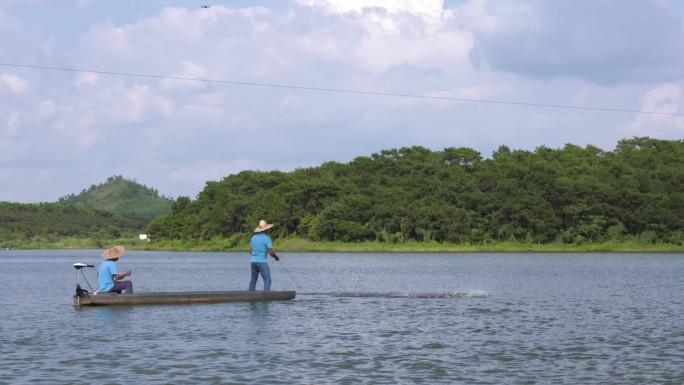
[1,0,683,203]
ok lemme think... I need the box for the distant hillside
[0,201,144,247]
[58,175,174,223]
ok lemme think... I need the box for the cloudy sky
[1,0,683,203]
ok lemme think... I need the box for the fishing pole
[273,258,302,290]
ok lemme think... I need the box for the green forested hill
[147,137,684,247]
[0,202,144,246]
[59,175,173,223]
[0,176,173,248]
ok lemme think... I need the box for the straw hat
[102,245,126,259]
[254,220,274,233]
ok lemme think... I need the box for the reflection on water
[248,301,272,326]
[91,307,119,323]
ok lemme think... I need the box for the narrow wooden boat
[74,290,296,306]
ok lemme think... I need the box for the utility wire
[1,62,682,116]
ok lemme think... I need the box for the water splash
[327,290,490,299]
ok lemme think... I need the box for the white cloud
[37,100,56,120]
[628,84,684,133]
[641,84,683,115]
[294,1,471,74]
[4,110,21,136]
[1,74,29,94]
[106,83,175,124]
[425,82,509,106]
[76,0,92,9]
[160,60,208,91]
[298,0,446,18]
[176,104,225,122]
[73,72,99,90]
[0,8,21,29]
[82,22,133,57]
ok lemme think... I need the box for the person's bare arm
[114,270,132,281]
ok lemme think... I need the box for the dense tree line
[147,137,684,246]
[0,202,144,243]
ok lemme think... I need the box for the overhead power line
[1,62,682,116]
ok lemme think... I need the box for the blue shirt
[98,260,118,292]
[250,232,273,263]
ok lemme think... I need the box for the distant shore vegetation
[3,235,682,253]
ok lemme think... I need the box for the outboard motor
[73,263,94,298]
[75,284,88,297]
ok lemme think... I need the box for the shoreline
[4,237,684,253]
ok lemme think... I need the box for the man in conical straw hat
[97,245,134,294]
[249,220,280,291]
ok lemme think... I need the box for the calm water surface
[0,250,682,384]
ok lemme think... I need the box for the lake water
[0,250,682,384]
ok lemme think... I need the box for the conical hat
[254,220,274,233]
[102,245,126,259]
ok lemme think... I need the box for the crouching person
[98,246,133,294]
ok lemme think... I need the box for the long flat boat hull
[74,290,296,306]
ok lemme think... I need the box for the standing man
[98,245,133,294]
[249,220,280,291]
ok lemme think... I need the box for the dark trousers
[111,280,133,294]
